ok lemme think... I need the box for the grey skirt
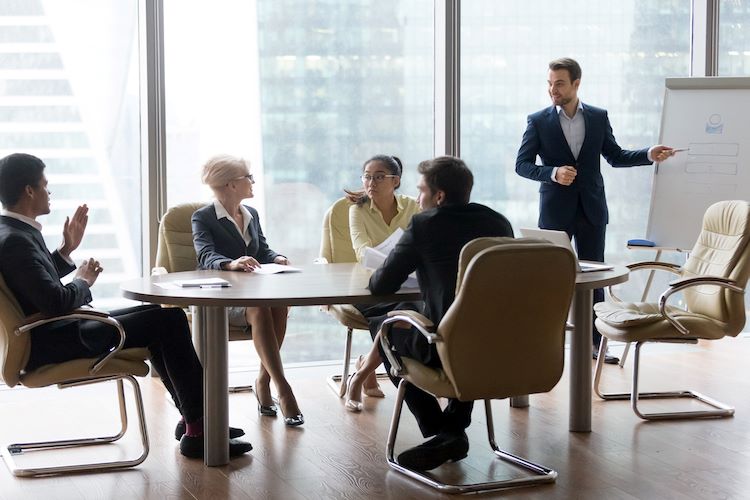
[228,306,249,327]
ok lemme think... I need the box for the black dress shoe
[592,349,620,365]
[179,435,253,459]
[174,421,245,441]
[397,431,469,471]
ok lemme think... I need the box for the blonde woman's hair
[201,154,249,188]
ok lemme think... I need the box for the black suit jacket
[0,215,92,348]
[192,204,281,269]
[515,103,650,229]
[368,203,513,325]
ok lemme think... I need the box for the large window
[164,0,434,362]
[460,0,691,292]
[0,0,142,309]
[719,0,750,75]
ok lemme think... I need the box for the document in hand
[173,277,231,288]
[253,263,302,275]
[362,228,418,288]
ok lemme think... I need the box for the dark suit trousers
[27,305,204,423]
[565,201,607,347]
[377,325,473,438]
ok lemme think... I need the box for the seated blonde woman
[344,154,421,412]
[191,154,303,426]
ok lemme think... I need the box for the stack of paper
[362,228,418,288]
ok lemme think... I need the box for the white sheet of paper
[363,229,417,287]
[154,282,180,290]
[253,263,302,275]
[373,227,404,254]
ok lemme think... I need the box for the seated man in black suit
[0,153,251,459]
[367,156,514,471]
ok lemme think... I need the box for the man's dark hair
[417,156,473,205]
[0,153,46,208]
[549,57,582,83]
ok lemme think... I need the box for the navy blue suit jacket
[515,104,650,229]
[191,204,282,270]
[0,215,92,350]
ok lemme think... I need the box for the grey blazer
[191,204,282,270]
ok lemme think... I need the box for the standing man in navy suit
[515,57,675,363]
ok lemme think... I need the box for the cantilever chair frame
[1,309,149,477]
[373,238,576,494]
[594,262,742,420]
[379,313,557,494]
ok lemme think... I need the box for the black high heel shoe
[282,412,304,427]
[278,395,304,426]
[253,390,278,417]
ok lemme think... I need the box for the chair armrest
[667,275,742,289]
[658,277,744,335]
[379,310,438,378]
[607,261,683,302]
[627,261,683,273]
[15,309,127,375]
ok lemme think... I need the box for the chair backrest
[319,197,357,263]
[436,238,577,401]
[155,202,206,272]
[682,200,750,336]
[0,275,31,387]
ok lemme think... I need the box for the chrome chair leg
[327,327,354,397]
[1,375,150,477]
[594,339,734,420]
[385,380,557,494]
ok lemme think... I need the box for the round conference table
[121,261,628,465]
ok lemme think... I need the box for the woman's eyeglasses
[236,174,254,182]
[361,174,398,183]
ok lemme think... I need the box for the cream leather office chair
[594,200,750,420]
[0,276,150,477]
[379,238,576,494]
[155,202,252,392]
[318,197,372,397]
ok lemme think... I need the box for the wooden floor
[2,336,750,500]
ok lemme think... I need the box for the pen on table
[199,284,227,289]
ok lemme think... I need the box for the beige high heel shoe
[344,372,364,412]
[356,354,385,398]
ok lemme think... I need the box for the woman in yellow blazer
[344,155,420,412]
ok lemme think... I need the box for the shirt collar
[213,199,253,222]
[1,209,42,231]
[555,100,583,119]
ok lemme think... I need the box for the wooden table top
[121,263,421,307]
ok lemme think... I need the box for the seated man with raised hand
[366,156,514,471]
[0,152,252,460]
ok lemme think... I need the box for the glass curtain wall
[0,0,142,309]
[164,0,434,363]
[719,0,750,75]
[460,0,691,298]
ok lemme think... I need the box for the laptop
[519,228,615,273]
